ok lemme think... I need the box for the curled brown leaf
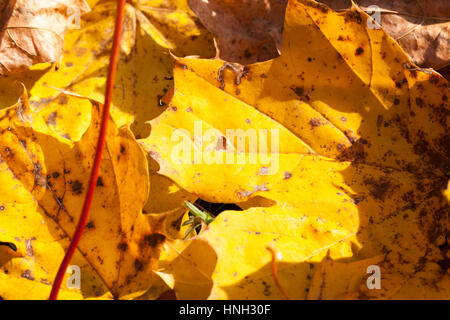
[189,0,449,70]
[188,0,287,64]
[0,0,90,74]
[320,0,450,70]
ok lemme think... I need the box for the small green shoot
[182,201,215,239]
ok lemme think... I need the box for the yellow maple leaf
[140,0,449,299]
[9,0,206,216]
[0,86,166,299]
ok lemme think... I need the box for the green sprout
[182,201,215,239]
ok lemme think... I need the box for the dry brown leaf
[320,0,450,70]
[189,0,449,70]
[0,0,90,74]
[188,0,287,64]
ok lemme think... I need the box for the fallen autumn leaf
[0,0,448,301]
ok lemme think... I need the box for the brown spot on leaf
[75,47,87,57]
[437,258,449,273]
[291,86,311,101]
[143,233,166,248]
[72,180,83,194]
[4,147,12,156]
[262,280,271,296]
[291,86,304,96]
[58,95,68,105]
[395,80,406,89]
[33,163,46,187]
[415,97,424,107]
[364,177,391,201]
[377,115,383,128]
[134,259,143,272]
[338,138,367,162]
[117,242,128,251]
[21,269,34,281]
[96,177,104,187]
[351,196,364,204]
[47,112,57,125]
[309,118,323,128]
[347,10,362,24]
[355,47,364,56]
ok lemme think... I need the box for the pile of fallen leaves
[0,0,448,300]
